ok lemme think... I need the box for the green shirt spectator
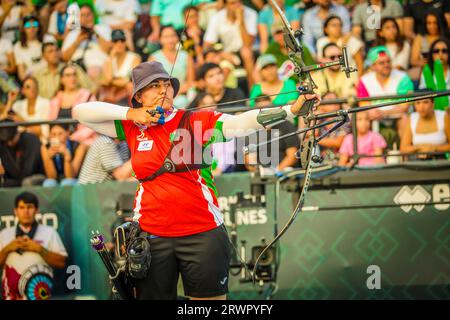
[150,0,210,30]
[249,79,299,107]
[249,54,299,107]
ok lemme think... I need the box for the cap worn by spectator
[366,46,391,66]
[256,54,277,70]
[111,29,126,42]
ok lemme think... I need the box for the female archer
[73,61,319,300]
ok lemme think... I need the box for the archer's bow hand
[290,93,321,116]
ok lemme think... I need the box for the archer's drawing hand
[126,107,162,127]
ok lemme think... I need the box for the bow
[250,0,356,283]
[153,0,450,289]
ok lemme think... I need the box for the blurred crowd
[0,0,449,188]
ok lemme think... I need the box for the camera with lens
[80,25,93,35]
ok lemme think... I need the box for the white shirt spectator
[410,110,447,146]
[13,40,43,72]
[385,41,411,70]
[12,96,51,139]
[12,96,50,120]
[0,38,13,70]
[78,135,130,184]
[95,0,140,27]
[62,25,111,69]
[204,7,257,53]
[0,5,21,42]
[0,224,68,300]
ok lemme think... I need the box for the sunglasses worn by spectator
[327,55,342,60]
[113,39,126,43]
[63,72,77,77]
[24,21,39,29]
[432,48,449,54]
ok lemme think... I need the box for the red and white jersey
[0,225,67,300]
[114,109,228,237]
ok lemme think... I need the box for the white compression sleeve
[73,102,129,122]
[221,105,295,139]
[72,102,130,138]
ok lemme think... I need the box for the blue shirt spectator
[301,1,350,55]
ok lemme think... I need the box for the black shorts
[133,225,231,300]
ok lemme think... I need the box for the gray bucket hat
[130,61,180,108]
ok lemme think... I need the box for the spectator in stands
[61,3,111,81]
[49,64,96,120]
[400,97,450,157]
[41,123,87,187]
[257,0,300,53]
[316,15,364,76]
[419,38,450,109]
[204,0,258,89]
[14,15,44,81]
[403,0,450,41]
[204,45,239,89]
[148,0,208,42]
[339,111,387,167]
[0,28,15,75]
[95,0,139,51]
[249,54,299,107]
[265,22,314,83]
[243,95,300,172]
[100,29,141,104]
[358,46,414,100]
[0,119,45,187]
[352,0,404,48]
[357,46,414,147]
[6,76,50,141]
[0,192,67,300]
[49,63,97,145]
[301,0,350,55]
[188,63,245,109]
[149,25,194,109]
[375,17,411,71]
[78,135,132,184]
[316,91,350,165]
[33,42,95,100]
[410,12,448,70]
[311,42,357,99]
[47,0,69,45]
[181,5,205,65]
[0,0,32,42]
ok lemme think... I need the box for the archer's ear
[135,93,142,104]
